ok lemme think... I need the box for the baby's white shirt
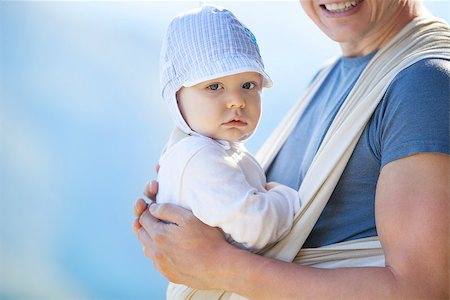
[156,135,300,252]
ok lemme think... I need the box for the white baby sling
[167,17,450,299]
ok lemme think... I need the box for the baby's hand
[265,181,279,191]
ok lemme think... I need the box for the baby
[157,5,300,252]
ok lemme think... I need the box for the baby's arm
[181,146,300,251]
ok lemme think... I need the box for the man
[135,0,449,298]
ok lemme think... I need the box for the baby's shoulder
[162,135,225,163]
[179,135,226,153]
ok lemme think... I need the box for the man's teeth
[324,0,360,13]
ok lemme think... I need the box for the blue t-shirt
[266,54,450,248]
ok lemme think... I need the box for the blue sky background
[1,1,448,299]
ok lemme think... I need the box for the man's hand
[136,202,228,288]
[132,173,228,288]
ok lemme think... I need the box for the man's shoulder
[385,57,450,103]
[393,57,450,84]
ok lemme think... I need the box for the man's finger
[133,218,141,234]
[144,180,158,201]
[134,198,148,217]
[137,227,155,260]
[139,207,165,234]
[137,226,152,245]
[149,203,193,226]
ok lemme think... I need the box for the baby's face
[177,72,263,142]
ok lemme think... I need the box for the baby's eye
[242,82,255,89]
[207,83,223,91]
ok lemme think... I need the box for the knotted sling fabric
[166,17,450,300]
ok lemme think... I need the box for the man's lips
[319,0,363,14]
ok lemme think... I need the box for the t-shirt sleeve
[376,58,450,168]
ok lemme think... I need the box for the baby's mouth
[223,118,247,127]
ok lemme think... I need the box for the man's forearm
[219,247,402,299]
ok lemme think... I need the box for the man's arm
[375,152,449,298]
[136,153,449,299]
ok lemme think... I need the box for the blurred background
[1,1,448,299]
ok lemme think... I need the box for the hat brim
[182,66,272,88]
